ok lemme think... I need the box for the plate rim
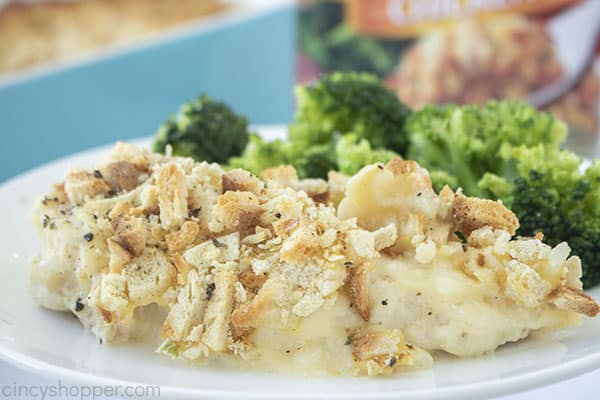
[1,338,599,400]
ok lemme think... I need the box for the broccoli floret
[293,142,337,179]
[228,135,290,176]
[290,72,412,154]
[229,134,394,179]
[229,136,335,180]
[153,94,249,163]
[228,131,337,179]
[228,135,336,179]
[336,134,398,175]
[407,101,600,287]
[230,72,410,179]
[429,169,459,192]
[481,147,600,288]
[406,101,566,197]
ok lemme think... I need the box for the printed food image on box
[0,0,231,76]
[297,0,600,136]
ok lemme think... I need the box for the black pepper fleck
[93,170,103,179]
[427,311,432,316]
[191,208,202,217]
[417,192,422,197]
[75,298,84,312]
[83,233,94,242]
[206,283,216,300]
[377,164,384,170]
[274,212,282,218]
[344,261,353,267]
[285,350,290,354]
[345,336,354,345]
[99,338,103,345]
[455,230,467,244]
[381,299,388,306]
[212,238,224,248]
[388,357,397,367]
[42,214,51,228]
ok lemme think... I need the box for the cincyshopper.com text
[2,380,160,399]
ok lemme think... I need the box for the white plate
[1,126,600,400]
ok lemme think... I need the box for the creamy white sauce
[230,255,580,375]
[369,256,579,357]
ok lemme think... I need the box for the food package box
[297,0,600,155]
[0,0,295,182]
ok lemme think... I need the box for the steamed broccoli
[290,72,412,154]
[336,134,398,175]
[480,146,600,288]
[153,94,249,163]
[293,142,338,179]
[228,136,336,180]
[407,101,600,287]
[229,72,410,179]
[228,135,290,176]
[406,101,566,195]
[228,133,392,180]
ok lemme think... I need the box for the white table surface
[1,359,598,399]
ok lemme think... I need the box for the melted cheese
[369,257,580,357]
[199,254,580,375]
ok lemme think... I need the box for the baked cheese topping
[29,143,598,376]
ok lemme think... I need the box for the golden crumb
[349,263,372,321]
[107,238,131,274]
[202,269,237,352]
[101,161,145,192]
[261,165,299,187]
[549,286,600,317]
[231,284,274,335]
[209,191,264,234]
[165,221,200,253]
[452,193,519,236]
[156,163,189,230]
[222,169,263,195]
[280,228,320,264]
[64,169,112,204]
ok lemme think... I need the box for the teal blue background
[0,6,295,182]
